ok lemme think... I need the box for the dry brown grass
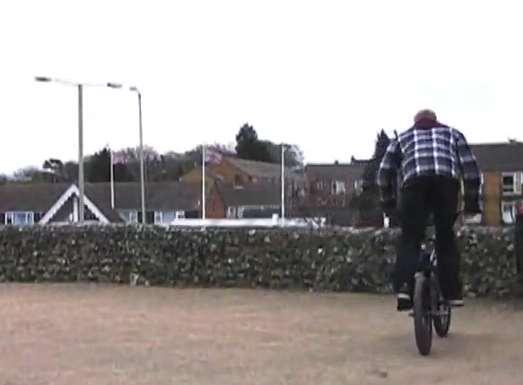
[1,284,522,385]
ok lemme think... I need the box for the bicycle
[410,239,452,356]
[387,210,463,356]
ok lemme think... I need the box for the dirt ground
[0,284,522,385]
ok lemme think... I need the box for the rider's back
[397,125,465,185]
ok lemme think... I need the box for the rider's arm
[377,139,401,206]
[454,130,481,209]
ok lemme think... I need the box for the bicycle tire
[413,273,432,356]
[434,302,451,337]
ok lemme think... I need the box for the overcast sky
[1,0,522,174]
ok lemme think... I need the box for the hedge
[0,225,518,297]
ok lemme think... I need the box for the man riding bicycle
[377,109,481,311]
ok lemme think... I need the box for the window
[34,212,43,223]
[503,174,515,194]
[119,210,138,224]
[130,211,139,223]
[18,212,34,225]
[237,207,245,218]
[353,179,364,194]
[85,210,97,221]
[5,211,34,226]
[154,211,180,224]
[476,173,485,196]
[226,207,237,218]
[332,180,346,195]
[502,202,517,224]
[502,172,522,195]
[137,211,146,223]
[185,210,199,218]
[144,211,155,224]
[234,174,243,186]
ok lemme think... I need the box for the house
[180,161,230,204]
[0,182,202,225]
[305,159,369,207]
[0,183,73,225]
[207,157,305,187]
[207,182,281,219]
[180,167,223,186]
[181,156,305,215]
[301,159,370,226]
[470,140,523,225]
[179,157,306,191]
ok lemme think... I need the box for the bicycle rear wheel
[433,301,451,337]
[413,273,432,356]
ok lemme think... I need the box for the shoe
[397,293,412,311]
[396,284,413,311]
[445,288,464,307]
[448,298,464,307]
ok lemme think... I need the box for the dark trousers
[395,176,461,299]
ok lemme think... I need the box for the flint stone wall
[0,225,518,297]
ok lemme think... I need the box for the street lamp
[106,82,122,89]
[35,76,86,223]
[35,77,141,224]
[106,84,146,224]
[130,86,146,225]
[281,143,285,223]
[35,76,52,82]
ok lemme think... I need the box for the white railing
[168,217,325,229]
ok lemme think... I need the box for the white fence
[168,217,325,229]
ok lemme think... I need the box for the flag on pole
[109,150,116,209]
[109,149,126,210]
[204,147,223,165]
[202,145,206,219]
[281,144,285,223]
[201,146,222,220]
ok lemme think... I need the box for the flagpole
[281,144,285,224]
[202,144,206,219]
[110,149,115,209]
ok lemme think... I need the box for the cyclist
[377,109,481,311]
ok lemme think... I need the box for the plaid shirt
[377,125,481,204]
